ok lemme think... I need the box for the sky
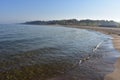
[0,0,120,23]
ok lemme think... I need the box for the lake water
[0,24,119,80]
[0,24,108,55]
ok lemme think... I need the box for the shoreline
[63,25,120,80]
[63,25,120,50]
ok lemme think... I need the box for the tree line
[23,19,120,27]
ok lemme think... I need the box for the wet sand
[105,35,120,80]
[65,25,120,80]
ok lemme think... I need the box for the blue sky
[0,0,120,23]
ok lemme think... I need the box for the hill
[23,19,120,27]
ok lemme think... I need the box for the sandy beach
[65,25,120,80]
[104,35,120,80]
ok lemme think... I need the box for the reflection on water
[0,24,116,80]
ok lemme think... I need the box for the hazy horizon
[0,0,120,23]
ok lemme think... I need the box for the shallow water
[0,24,119,80]
[0,24,108,54]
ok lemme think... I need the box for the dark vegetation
[23,19,120,27]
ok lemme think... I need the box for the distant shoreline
[22,19,120,28]
[62,25,120,80]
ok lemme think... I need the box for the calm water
[0,24,119,80]
[0,24,108,54]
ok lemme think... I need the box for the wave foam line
[79,41,104,65]
[93,41,104,52]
